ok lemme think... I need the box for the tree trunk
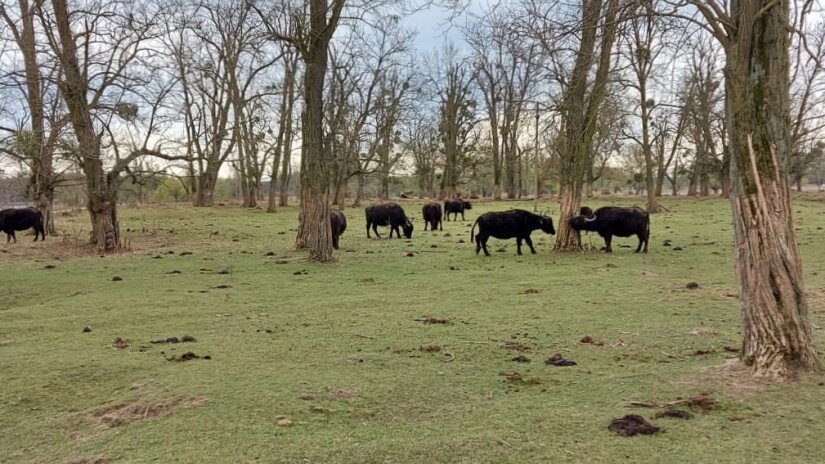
[51,0,121,252]
[353,173,365,207]
[554,0,618,251]
[294,0,337,262]
[724,0,821,378]
[194,170,217,207]
[88,190,120,251]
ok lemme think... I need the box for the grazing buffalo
[569,206,650,253]
[470,209,555,256]
[365,203,414,239]
[330,210,347,250]
[0,207,46,243]
[444,199,472,221]
[422,202,443,231]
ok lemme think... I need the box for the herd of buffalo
[335,199,650,255]
[0,200,650,255]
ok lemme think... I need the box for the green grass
[2,197,825,463]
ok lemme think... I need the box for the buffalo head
[540,215,556,235]
[402,218,414,239]
[462,200,473,210]
[569,207,597,231]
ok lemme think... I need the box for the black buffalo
[365,203,414,239]
[422,202,442,231]
[444,199,472,221]
[330,210,347,250]
[0,207,46,243]
[569,206,650,253]
[470,209,555,256]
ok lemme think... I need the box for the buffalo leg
[481,235,491,256]
[439,220,442,231]
[461,212,465,221]
[366,222,372,238]
[639,231,649,253]
[10,231,16,243]
[516,238,523,255]
[372,224,382,239]
[424,221,429,231]
[604,235,613,253]
[475,234,482,255]
[525,236,537,254]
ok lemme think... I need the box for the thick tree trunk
[88,190,120,251]
[724,0,820,378]
[194,171,217,207]
[554,0,618,251]
[294,0,337,262]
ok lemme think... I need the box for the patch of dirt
[420,316,450,324]
[686,281,700,289]
[523,288,540,294]
[167,352,210,362]
[419,343,441,352]
[690,326,717,336]
[112,338,129,349]
[693,349,715,356]
[545,353,577,366]
[89,394,208,429]
[724,346,740,353]
[653,409,692,419]
[511,355,531,363]
[299,394,316,401]
[678,358,770,398]
[503,341,531,352]
[685,395,716,411]
[151,335,196,344]
[580,335,605,346]
[327,387,357,401]
[608,415,660,436]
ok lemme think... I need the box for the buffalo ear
[579,206,593,217]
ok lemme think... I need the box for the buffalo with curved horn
[569,206,649,253]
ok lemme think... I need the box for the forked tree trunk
[723,0,821,378]
[554,0,618,251]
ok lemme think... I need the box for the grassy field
[2,197,825,463]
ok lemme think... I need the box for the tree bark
[555,0,619,251]
[293,0,340,262]
[51,0,121,251]
[722,0,821,378]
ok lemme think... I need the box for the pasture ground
[2,197,825,463]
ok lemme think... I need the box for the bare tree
[621,0,671,212]
[267,47,299,212]
[468,10,540,200]
[683,0,821,377]
[553,0,621,251]
[0,0,66,233]
[46,0,182,251]
[431,45,477,200]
